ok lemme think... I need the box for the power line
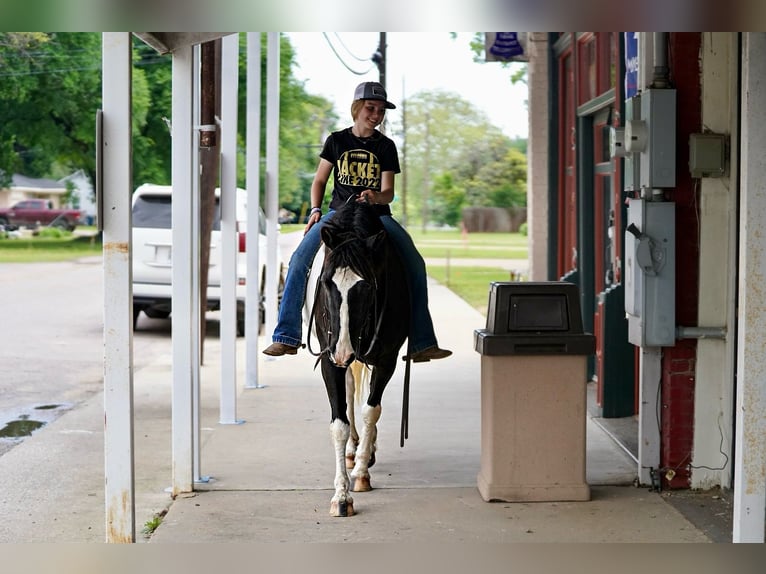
[321,32,375,76]
[332,33,371,62]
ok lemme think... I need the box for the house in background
[0,174,68,209]
[60,169,95,225]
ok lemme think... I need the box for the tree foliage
[0,32,101,188]
[0,32,525,228]
[243,35,338,216]
[0,32,335,216]
[392,89,526,228]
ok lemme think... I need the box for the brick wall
[660,32,702,489]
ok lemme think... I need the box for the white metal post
[171,44,196,495]
[101,32,136,544]
[220,33,242,422]
[733,31,766,543]
[191,44,204,483]
[265,32,280,339]
[245,33,264,389]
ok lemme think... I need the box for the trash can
[473,281,596,502]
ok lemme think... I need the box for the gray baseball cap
[353,81,396,109]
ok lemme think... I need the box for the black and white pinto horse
[307,199,410,517]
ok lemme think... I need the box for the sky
[286,32,529,140]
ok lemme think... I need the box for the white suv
[131,183,284,335]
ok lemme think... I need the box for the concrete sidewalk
[0,275,713,543]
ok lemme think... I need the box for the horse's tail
[350,360,371,407]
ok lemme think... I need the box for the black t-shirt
[319,127,401,216]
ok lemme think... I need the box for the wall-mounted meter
[609,126,627,158]
[625,198,676,347]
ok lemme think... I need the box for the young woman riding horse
[263,81,451,364]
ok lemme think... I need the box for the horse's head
[317,202,387,367]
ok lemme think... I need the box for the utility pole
[374,32,387,88]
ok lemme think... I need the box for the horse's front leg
[323,360,354,517]
[345,364,359,469]
[330,418,354,516]
[351,402,381,492]
[351,357,395,492]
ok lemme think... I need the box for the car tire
[143,308,170,320]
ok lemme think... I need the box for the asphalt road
[0,257,174,456]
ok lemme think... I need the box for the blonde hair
[351,99,364,120]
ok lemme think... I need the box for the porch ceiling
[133,32,234,54]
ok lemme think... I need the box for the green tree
[0,32,102,188]
[0,33,167,199]
[132,39,173,186]
[396,89,525,227]
[252,34,338,215]
[430,172,465,227]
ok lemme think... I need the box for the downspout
[652,32,670,89]
[547,33,559,281]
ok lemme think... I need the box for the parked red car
[0,199,82,231]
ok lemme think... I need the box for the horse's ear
[321,225,336,249]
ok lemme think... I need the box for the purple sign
[489,33,525,60]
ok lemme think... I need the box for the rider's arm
[306,158,333,232]
[358,171,395,205]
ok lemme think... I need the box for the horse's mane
[322,201,385,281]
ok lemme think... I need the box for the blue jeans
[270,210,438,354]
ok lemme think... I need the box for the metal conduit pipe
[676,326,727,340]
[653,32,670,88]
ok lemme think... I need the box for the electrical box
[624,199,676,347]
[689,133,726,178]
[624,89,676,190]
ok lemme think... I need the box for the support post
[101,31,135,543]
[220,33,241,422]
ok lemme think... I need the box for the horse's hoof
[330,500,355,517]
[352,476,372,492]
[345,455,355,469]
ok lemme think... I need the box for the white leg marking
[331,268,362,365]
[351,403,381,481]
[330,419,353,512]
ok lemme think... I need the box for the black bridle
[306,249,382,368]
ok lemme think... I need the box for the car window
[133,191,266,234]
[133,196,225,230]
[132,195,173,229]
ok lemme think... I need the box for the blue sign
[489,33,525,60]
[624,33,639,98]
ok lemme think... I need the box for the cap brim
[359,96,396,109]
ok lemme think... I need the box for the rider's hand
[356,190,376,204]
[304,210,321,235]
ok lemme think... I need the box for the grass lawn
[426,265,519,317]
[0,234,102,263]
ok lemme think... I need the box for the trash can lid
[485,281,585,336]
[474,329,596,356]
